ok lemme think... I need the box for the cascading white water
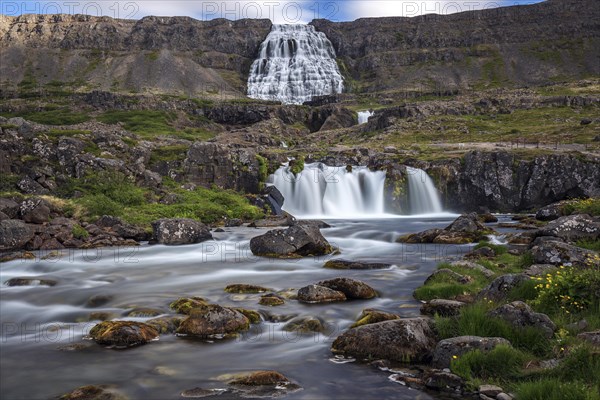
[357,110,374,124]
[269,163,386,217]
[247,24,344,105]
[405,166,443,214]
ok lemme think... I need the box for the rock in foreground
[89,321,159,348]
[432,336,511,368]
[331,318,437,363]
[151,218,212,245]
[250,224,333,258]
[58,385,127,400]
[297,285,346,303]
[317,277,377,299]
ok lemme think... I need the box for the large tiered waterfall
[270,163,386,217]
[405,166,443,214]
[247,24,344,105]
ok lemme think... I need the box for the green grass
[564,198,600,217]
[3,108,91,125]
[46,129,92,139]
[149,145,189,164]
[451,344,528,382]
[474,240,508,255]
[576,239,600,252]
[435,303,552,357]
[59,171,263,226]
[71,224,89,240]
[97,110,176,137]
[516,379,600,400]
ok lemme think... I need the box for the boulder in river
[283,316,327,333]
[250,224,333,258]
[225,284,270,294]
[317,277,377,299]
[5,277,57,287]
[57,384,127,400]
[297,285,346,303]
[170,297,208,315]
[151,218,212,245]
[176,304,250,337]
[397,213,492,244]
[88,321,159,348]
[228,370,302,397]
[323,259,391,270]
[331,318,437,363]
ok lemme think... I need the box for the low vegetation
[422,240,600,397]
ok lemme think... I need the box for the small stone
[57,385,127,400]
[258,295,285,306]
[225,284,270,294]
[479,384,503,397]
[230,371,289,386]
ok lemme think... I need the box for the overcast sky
[3,1,545,23]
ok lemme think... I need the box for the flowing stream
[247,24,344,104]
[1,218,475,400]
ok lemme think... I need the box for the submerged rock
[283,316,327,333]
[398,214,492,244]
[323,259,391,270]
[176,304,250,337]
[5,277,57,287]
[230,371,290,386]
[317,277,377,299]
[297,285,346,303]
[258,294,285,306]
[351,309,399,328]
[331,318,437,363]
[249,224,333,258]
[228,370,302,398]
[146,316,185,334]
[57,385,127,400]
[488,301,556,338]
[225,284,270,294]
[233,308,261,324]
[125,308,164,317]
[432,336,511,368]
[151,218,212,245]
[88,321,159,348]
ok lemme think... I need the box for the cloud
[3,0,545,22]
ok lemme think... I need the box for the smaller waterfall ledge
[405,166,443,214]
[269,163,386,218]
[247,24,344,105]
[357,110,374,124]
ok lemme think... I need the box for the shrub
[256,154,268,188]
[451,344,527,381]
[546,345,600,389]
[532,263,600,315]
[563,198,600,217]
[71,224,89,240]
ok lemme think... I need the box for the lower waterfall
[405,166,443,214]
[269,163,445,217]
[269,163,386,217]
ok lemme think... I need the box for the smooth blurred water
[1,218,474,400]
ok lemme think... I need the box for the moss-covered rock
[89,321,159,348]
[283,316,327,333]
[146,316,185,334]
[58,385,127,400]
[258,295,285,306]
[233,308,262,324]
[169,297,207,315]
[176,304,250,337]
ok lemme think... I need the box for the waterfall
[357,110,374,124]
[405,166,443,214]
[269,163,386,217]
[247,24,344,105]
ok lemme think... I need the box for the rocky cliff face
[312,0,600,92]
[0,14,272,95]
[423,151,600,213]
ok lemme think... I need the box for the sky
[1,1,545,23]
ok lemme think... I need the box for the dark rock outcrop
[537,214,600,242]
[151,218,212,245]
[476,274,530,302]
[531,239,597,268]
[0,219,34,250]
[249,224,333,258]
[398,213,490,244]
[331,318,437,363]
